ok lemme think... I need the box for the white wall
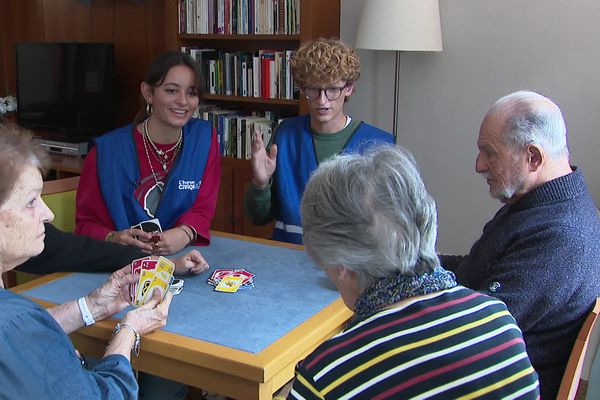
[342,0,600,253]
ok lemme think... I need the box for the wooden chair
[557,297,600,399]
[2,176,80,288]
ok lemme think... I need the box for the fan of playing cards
[131,256,182,306]
[207,268,255,293]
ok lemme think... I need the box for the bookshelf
[164,0,341,239]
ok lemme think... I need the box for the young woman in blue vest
[245,38,394,244]
[75,51,221,256]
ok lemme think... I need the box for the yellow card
[214,275,244,293]
[157,256,175,275]
[156,256,175,282]
[142,273,170,304]
[135,270,155,306]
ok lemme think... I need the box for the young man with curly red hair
[245,38,394,244]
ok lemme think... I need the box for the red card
[130,256,151,301]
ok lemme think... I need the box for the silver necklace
[143,118,182,159]
[141,129,164,192]
[142,118,183,171]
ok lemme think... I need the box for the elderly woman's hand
[173,249,209,275]
[85,265,137,321]
[121,289,173,336]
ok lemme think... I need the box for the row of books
[198,107,284,159]
[182,47,297,100]
[178,0,300,35]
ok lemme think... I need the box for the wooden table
[13,232,352,399]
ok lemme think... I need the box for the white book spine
[252,55,261,98]
[241,61,248,97]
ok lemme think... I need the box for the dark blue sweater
[442,168,600,399]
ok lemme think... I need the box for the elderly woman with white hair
[287,145,540,399]
[0,124,173,399]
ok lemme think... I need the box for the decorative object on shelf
[355,0,443,137]
[0,95,17,122]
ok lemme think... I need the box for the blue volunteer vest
[272,115,394,244]
[95,119,212,231]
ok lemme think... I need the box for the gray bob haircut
[489,90,569,159]
[0,123,49,206]
[301,144,440,290]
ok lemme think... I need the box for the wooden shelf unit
[164,0,340,239]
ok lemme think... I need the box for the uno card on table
[207,267,255,292]
[131,256,176,306]
[214,275,245,293]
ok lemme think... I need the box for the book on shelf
[195,107,284,159]
[178,0,300,35]
[252,54,261,98]
[241,59,248,97]
[182,46,295,101]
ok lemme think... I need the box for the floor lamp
[355,0,443,137]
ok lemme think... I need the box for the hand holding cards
[131,218,163,234]
[131,256,180,306]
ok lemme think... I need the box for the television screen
[16,42,116,141]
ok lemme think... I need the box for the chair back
[42,176,80,232]
[557,297,600,399]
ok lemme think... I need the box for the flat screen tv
[16,42,116,141]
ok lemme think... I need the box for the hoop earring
[146,102,153,116]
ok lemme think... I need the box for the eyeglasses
[303,84,348,101]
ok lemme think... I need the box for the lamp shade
[355,0,443,52]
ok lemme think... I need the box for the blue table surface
[21,236,341,354]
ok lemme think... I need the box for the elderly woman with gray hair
[0,124,173,399]
[287,145,540,399]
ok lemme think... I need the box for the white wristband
[78,297,95,326]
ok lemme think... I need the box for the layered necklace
[141,118,183,192]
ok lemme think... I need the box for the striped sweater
[289,286,540,399]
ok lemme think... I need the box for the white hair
[488,90,569,159]
[301,145,440,290]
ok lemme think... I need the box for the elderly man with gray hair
[285,145,539,399]
[442,90,600,399]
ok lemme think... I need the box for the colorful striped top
[289,286,540,399]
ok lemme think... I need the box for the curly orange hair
[291,38,360,87]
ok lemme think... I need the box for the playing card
[156,256,175,281]
[232,269,255,285]
[169,278,184,295]
[214,275,244,293]
[130,256,151,301]
[132,218,163,233]
[207,267,255,291]
[135,269,156,306]
[142,272,170,303]
[208,268,235,285]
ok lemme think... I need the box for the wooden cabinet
[212,157,274,239]
[164,0,340,238]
